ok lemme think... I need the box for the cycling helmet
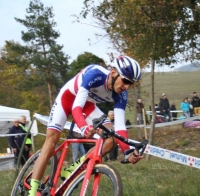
[113,56,142,82]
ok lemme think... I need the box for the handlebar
[92,115,148,163]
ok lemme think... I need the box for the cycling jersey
[48,64,127,137]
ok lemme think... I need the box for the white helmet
[113,56,142,82]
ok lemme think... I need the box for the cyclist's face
[114,75,133,93]
[109,68,134,93]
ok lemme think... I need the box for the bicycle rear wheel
[63,163,123,196]
[11,150,57,196]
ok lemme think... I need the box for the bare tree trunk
[146,60,156,161]
[134,85,142,140]
[47,82,53,108]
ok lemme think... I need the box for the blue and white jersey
[58,64,128,131]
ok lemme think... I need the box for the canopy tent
[0,105,38,170]
[0,105,38,135]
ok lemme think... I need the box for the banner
[130,139,200,169]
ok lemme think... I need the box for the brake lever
[121,139,148,164]
[138,139,148,156]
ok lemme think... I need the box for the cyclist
[28,55,143,195]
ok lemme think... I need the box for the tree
[79,0,198,154]
[0,46,24,107]
[68,52,106,79]
[0,45,50,114]
[5,0,70,108]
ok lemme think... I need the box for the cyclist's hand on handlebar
[129,150,143,164]
[81,125,97,138]
[124,149,143,164]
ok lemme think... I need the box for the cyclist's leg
[28,129,60,195]
[32,130,61,180]
[11,150,57,196]
[29,95,70,195]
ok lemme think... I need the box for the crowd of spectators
[152,91,200,121]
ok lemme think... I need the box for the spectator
[125,119,132,126]
[71,143,85,163]
[154,103,164,123]
[159,93,171,122]
[18,116,32,164]
[181,98,190,118]
[155,104,160,112]
[191,92,200,116]
[108,110,118,161]
[136,98,144,124]
[170,102,178,120]
[125,119,132,129]
[8,119,27,166]
[188,97,194,117]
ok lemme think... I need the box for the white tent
[0,105,37,135]
[0,105,38,170]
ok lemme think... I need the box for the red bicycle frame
[50,137,105,196]
[18,115,148,196]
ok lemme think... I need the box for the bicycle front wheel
[63,163,123,196]
[11,150,57,196]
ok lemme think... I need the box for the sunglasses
[121,76,134,85]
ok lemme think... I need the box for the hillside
[175,62,200,72]
[140,71,200,109]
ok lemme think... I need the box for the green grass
[1,128,200,196]
[1,156,200,196]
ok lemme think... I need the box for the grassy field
[1,126,200,196]
[1,154,200,196]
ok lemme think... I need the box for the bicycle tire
[63,163,123,196]
[11,150,57,196]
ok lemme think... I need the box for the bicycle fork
[80,139,104,196]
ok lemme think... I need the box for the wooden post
[31,134,35,153]
[142,108,147,139]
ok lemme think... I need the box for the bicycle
[11,115,148,196]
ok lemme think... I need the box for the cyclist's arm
[72,67,106,130]
[72,86,89,128]
[113,91,130,153]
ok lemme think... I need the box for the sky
[0,0,185,72]
[0,0,115,65]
